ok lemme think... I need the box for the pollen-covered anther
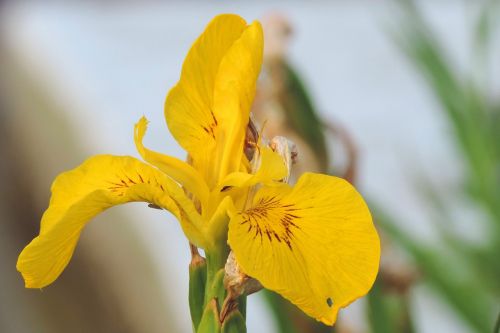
[224,251,262,298]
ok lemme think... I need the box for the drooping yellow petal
[228,173,380,325]
[164,14,263,188]
[17,155,206,289]
[134,116,209,209]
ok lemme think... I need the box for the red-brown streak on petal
[137,173,145,183]
[210,109,218,126]
[106,174,159,196]
[241,196,302,251]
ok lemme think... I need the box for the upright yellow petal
[164,14,247,187]
[165,15,263,187]
[17,155,206,289]
[212,20,263,181]
[134,116,209,210]
[228,173,380,325]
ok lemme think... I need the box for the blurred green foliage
[262,1,499,332]
[374,1,500,332]
[279,62,330,171]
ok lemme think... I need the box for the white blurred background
[1,1,497,332]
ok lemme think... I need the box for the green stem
[189,245,207,332]
[196,244,249,333]
[196,244,230,333]
[204,245,229,307]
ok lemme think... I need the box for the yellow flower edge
[16,155,206,288]
[16,13,380,327]
[228,173,380,325]
[165,14,263,188]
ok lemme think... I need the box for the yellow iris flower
[17,14,380,326]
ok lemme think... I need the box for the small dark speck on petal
[326,298,333,307]
[148,203,162,210]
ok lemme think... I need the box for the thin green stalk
[189,245,207,331]
[201,249,249,332]
[204,245,229,307]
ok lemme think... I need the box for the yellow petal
[212,20,264,181]
[17,155,206,289]
[164,15,263,187]
[164,14,247,187]
[217,147,287,191]
[134,116,209,209]
[210,147,287,215]
[228,173,380,325]
[205,196,236,250]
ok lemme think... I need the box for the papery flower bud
[224,251,262,298]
